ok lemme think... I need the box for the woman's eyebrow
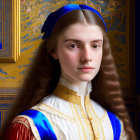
[64,39,103,43]
[91,40,103,43]
[64,39,82,43]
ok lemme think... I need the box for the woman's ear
[49,49,58,59]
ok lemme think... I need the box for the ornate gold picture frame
[0,0,20,62]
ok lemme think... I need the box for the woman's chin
[76,76,94,82]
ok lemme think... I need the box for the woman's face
[52,23,103,83]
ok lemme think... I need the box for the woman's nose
[80,46,92,63]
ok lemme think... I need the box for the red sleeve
[3,122,35,140]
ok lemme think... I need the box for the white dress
[18,78,128,140]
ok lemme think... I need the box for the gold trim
[34,103,76,122]
[0,94,16,103]
[78,105,94,139]
[13,117,30,130]
[0,0,20,62]
[86,101,105,139]
[69,103,82,140]
[87,100,106,120]
[73,104,87,140]
[0,93,17,96]
[18,115,41,140]
[53,84,90,105]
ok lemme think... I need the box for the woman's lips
[78,66,94,72]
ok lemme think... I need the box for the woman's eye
[92,44,99,48]
[69,43,78,48]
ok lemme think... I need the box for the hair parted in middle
[1,8,136,140]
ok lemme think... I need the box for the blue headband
[41,4,107,39]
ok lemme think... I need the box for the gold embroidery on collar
[53,84,90,105]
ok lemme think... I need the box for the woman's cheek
[63,52,79,64]
[96,52,102,62]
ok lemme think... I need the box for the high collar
[53,77,92,105]
[59,77,92,97]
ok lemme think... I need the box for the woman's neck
[59,76,92,97]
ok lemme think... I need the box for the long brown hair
[0,9,136,139]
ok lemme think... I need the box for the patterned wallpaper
[0,0,129,88]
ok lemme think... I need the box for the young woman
[0,4,136,140]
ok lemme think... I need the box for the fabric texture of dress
[4,78,128,140]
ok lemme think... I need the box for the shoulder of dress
[31,94,55,108]
[30,95,74,121]
[89,99,122,123]
[13,116,31,130]
[3,116,35,140]
[38,94,63,105]
[32,94,70,110]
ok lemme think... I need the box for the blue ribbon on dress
[20,109,57,140]
[19,109,121,140]
[107,111,121,140]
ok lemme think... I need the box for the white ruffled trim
[59,76,92,97]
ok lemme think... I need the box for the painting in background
[0,0,20,62]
